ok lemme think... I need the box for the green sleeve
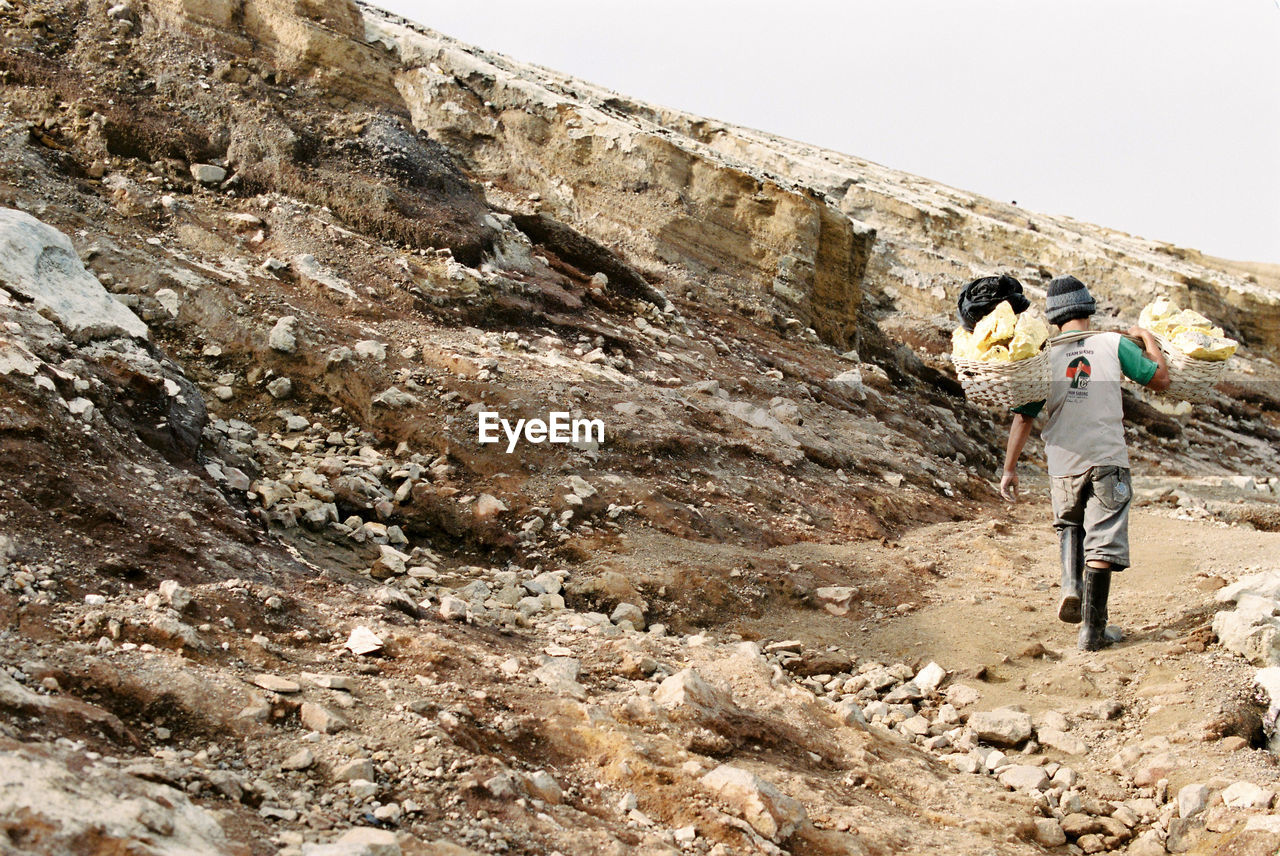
[1012,400,1044,418]
[1118,337,1158,385]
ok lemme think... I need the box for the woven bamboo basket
[1154,333,1231,404]
[952,348,1050,409]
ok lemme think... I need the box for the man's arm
[1000,412,1035,502]
[1125,326,1170,391]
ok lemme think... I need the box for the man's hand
[1126,324,1158,353]
[1126,325,1171,391]
[999,469,1019,503]
[1001,413,1033,503]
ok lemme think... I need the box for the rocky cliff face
[2,0,1280,854]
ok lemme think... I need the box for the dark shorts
[1050,466,1133,570]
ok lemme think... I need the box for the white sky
[373,0,1280,264]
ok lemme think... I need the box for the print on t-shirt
[1066,356,1091,395]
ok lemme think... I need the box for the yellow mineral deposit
[1139,297,1238,361]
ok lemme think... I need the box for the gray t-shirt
[1014,332,1158,477]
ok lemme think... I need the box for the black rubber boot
[1057,528,1083,623]
[1078,567,1117,651]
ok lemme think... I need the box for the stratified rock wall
[151,0,397,101]
[383,22,874,347]
[642,108,1280,353]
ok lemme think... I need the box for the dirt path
[718,491,1280,803]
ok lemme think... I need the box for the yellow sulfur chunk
[1008,333,1039,361]
[1009,310,1049,359]
[1139,295,1177,330]
[979,344,1011,363]
[951,328,977,361]
[1162,308,1215,332]
[1139,297,1237,360]
[1169,328,1237,361]
[972,301,1017,352]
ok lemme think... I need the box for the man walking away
[999,276,1170,651]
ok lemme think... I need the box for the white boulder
[969,707,1033,746]
[0,209,147,342]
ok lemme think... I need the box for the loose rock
[700,764,806,841]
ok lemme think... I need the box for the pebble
[699,764,806,842]
[998,765,1049,792]
[157,580,191,611]
[525,770,563,804]
[266,376,293,399]
[945,683,981,707]
[1033,818,1066,847]
[1037,727,1088,755]
[472,493,507,521]
[610,602,645,629]
[438,596,468,621]
[912,661,946,693]
[372,585,418,617]
[269,316,297,353]
[253,674,301,693]
[332,758,375,782]
[281,748,314,771]
[354,339,387,360]
[1221,781,1274,809]
[301,673,354,691]
[344,626,383,656]
[347,779,379,800]
[1177,783,1209,818]
[190,163,227,185]
[299,703,349,734]
[532,657,586,700]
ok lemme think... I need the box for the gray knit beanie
[1045,275,1097,325]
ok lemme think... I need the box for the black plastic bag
[957,275,1030,331]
